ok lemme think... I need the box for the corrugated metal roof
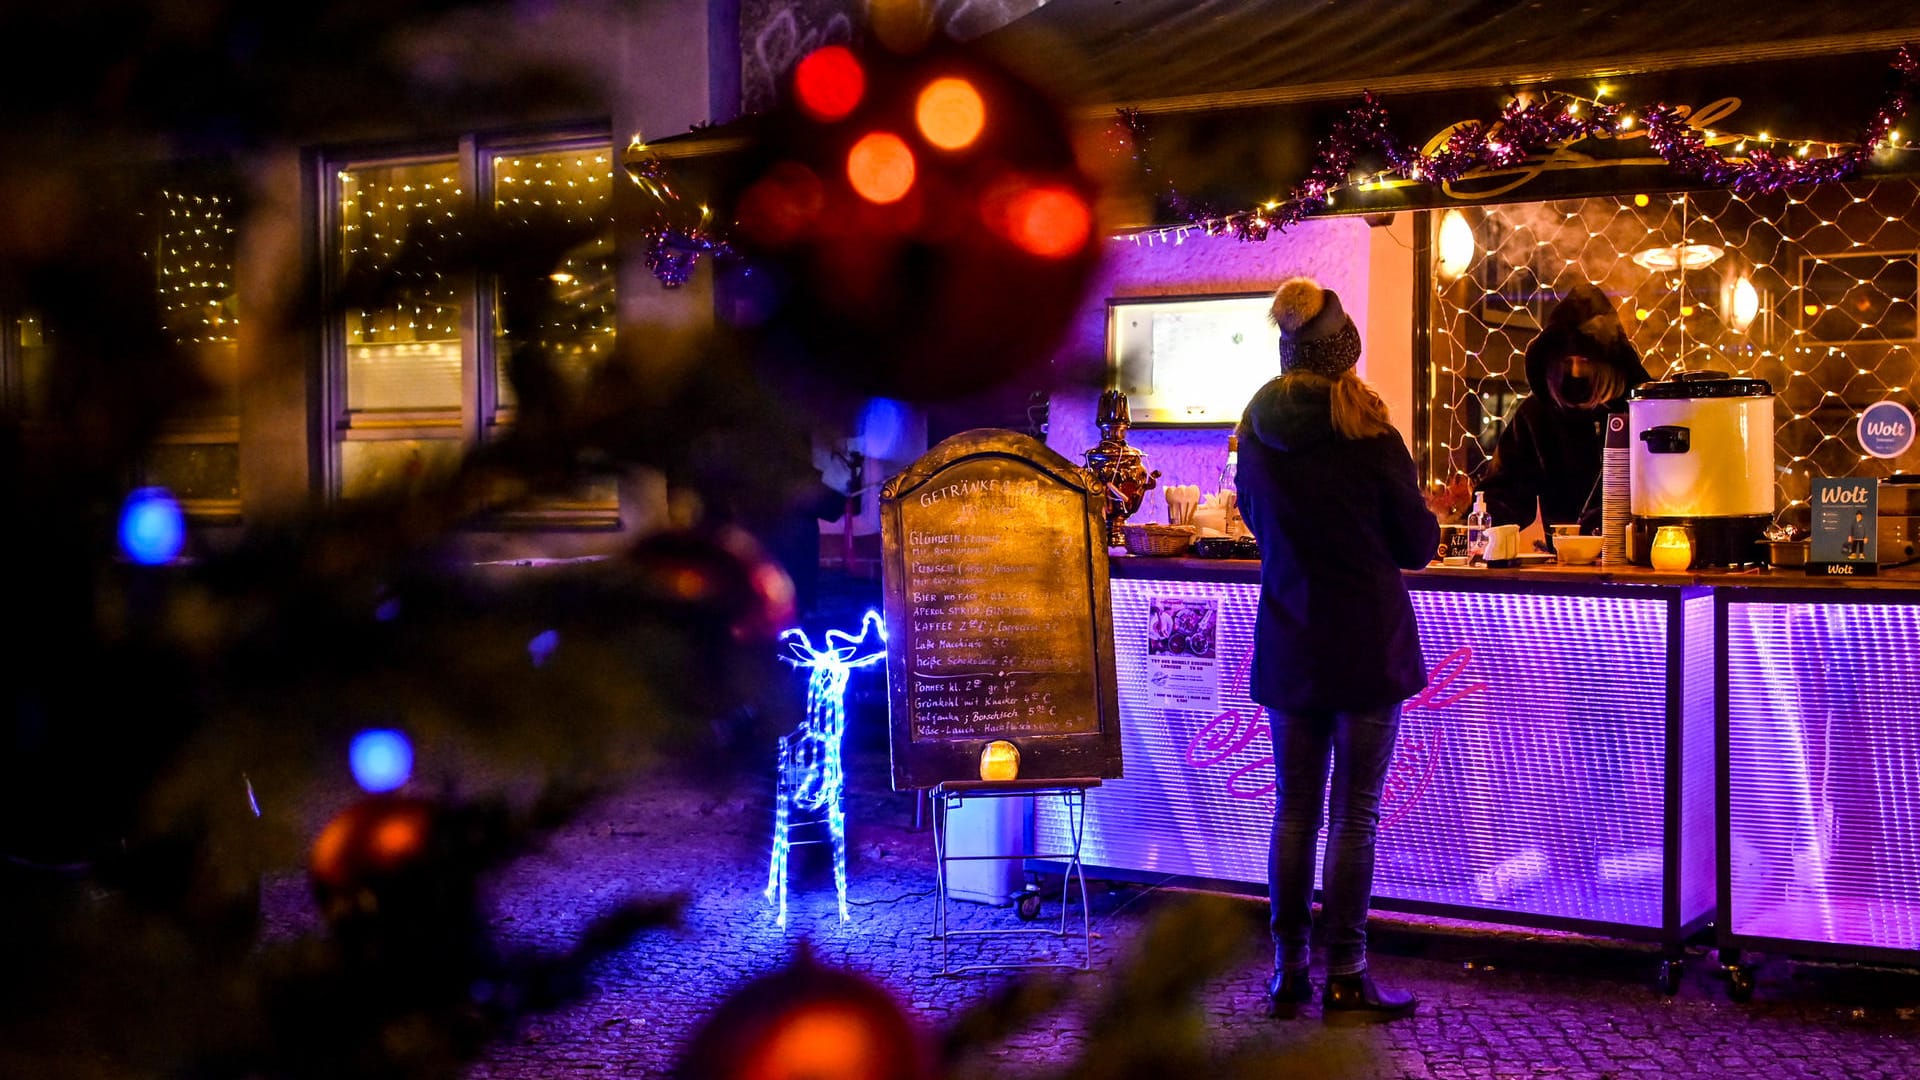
[982,0,1920,110]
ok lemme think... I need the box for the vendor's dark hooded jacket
[1482,283,1653,529]
[1237,377,1439,714]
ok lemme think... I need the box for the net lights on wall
[1425,181,1920,522]
[765,611,888,928]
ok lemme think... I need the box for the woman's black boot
[1266,967,1314,1019]
[1322,970,1416,1024]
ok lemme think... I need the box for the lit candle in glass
[1649,525,1693,571]
[979,740,1021,782]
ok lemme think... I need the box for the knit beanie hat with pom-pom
[1268,277,1361,377]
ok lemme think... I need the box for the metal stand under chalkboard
[930,778,1101,975]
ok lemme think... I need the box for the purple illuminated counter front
[1032,559,1716,943]
[1720,586,1920,962]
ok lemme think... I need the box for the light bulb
[1731,277,1760,330]
[1437,209,1476,279]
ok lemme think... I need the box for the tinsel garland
[629,149,734,288]
[1642,46,1918,197]
[1119,45,1919,241]
[634,46,1918,281]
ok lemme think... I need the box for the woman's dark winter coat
[1236,377,1440,715]
[1481,284,1653,529]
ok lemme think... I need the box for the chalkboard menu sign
[880,429,1122,789]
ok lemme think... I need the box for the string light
[1116,46,1918,240]
[339,145,617,408]
[764,611,888,928]
[152,189,238,345]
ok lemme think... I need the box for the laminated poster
[1145,596,1220,710]
[1809,476,1878,575]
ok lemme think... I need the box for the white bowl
[1554,535,1603,565]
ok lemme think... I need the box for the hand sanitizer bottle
[1217,435,1242,538]
[1466,492,1492,562]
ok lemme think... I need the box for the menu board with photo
[1145,595,1221,711]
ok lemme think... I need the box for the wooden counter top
[1108,554,1920,593]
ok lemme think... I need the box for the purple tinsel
[1126,45,1919,240]
[630,150,736,287]
[1645,45,1917,197]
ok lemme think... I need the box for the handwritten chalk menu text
[881,429,1122,789]
[906,523,1091,738]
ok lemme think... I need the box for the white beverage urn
[1627,371,1776,567]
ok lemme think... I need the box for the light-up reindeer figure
[765,610,887,927]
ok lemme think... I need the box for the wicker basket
[1122,523,1195,557]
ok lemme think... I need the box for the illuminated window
[324,133,619,521]
[1,179,244,524]
[490,144,617,411]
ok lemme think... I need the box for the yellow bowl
[1553,535,1604,565]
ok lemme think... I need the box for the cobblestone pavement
[267,746,1920,1079]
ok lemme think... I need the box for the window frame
[318,125,618,523]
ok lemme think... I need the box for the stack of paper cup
[1602,411,1632,564]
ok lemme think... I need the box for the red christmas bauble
[309,794,439,924]
[727,37,1102,401]
[626,525,796,646]
[675,951,933,1080]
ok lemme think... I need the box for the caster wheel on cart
[1016,892,1043,922]
[1727,965,1756,1002]
[1657,959,1683,996]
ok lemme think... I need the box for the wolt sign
[1858,400,1915,460]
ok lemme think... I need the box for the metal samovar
[1083,389,1160,547]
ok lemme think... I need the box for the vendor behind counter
[1480,283,1653,531]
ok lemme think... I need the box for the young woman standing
[1237,277,1439,1023]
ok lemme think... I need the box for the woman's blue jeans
[1268,703,1402,976]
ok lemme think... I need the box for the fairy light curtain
[1426,180,1920,529]
[491,148,617,407]
[338,159,466,413]
[335,151,617,415]
[155,189,237,349]
[143,185,242,509]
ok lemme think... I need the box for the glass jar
[1649,524,1694,571]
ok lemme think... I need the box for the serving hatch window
[1425,182,1920,526]
[1107,292,1279,426]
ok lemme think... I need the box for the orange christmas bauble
[309,794,436,905]
[675,951,933,1080]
